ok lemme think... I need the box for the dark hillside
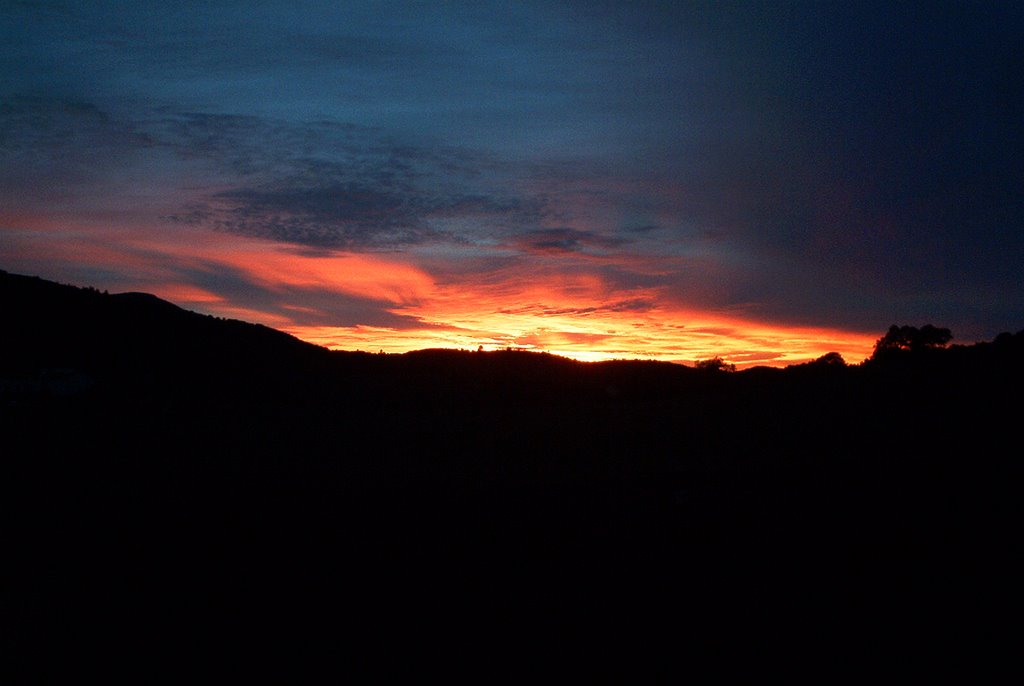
[3,269,1021,673]
[1,270,328,378]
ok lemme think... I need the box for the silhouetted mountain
[4,269,1021,674]
[1,269,328,378]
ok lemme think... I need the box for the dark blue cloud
[0,98,553,249]
[512,228,629,255]
[0,97,156,199]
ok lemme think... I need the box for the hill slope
[3,269,1021,671]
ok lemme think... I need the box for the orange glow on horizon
[278,258,877,367]
[3,220,878,368]
[285,309,876,368]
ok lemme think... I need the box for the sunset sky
[3,1,1022,366]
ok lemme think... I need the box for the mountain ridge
[4,267,1021,667]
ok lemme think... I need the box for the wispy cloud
[511,228,630,256]
[149,110,560,250]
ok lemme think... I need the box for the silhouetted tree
[994,332,1013,346]
[872,324,952,359]
[811,351,846,367]
[695,357,736,372]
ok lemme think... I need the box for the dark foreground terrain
[3,269,1022,677]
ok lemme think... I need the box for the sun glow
[3,222,877,368]
[277,255,877,367]
[286,307,876,367]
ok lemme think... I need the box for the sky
[2,1,1022,366]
